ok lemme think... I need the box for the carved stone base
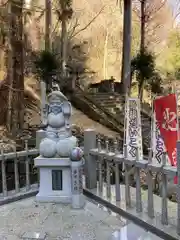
[36,194,71,203]
[34,157,72,204]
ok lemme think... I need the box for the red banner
[154,94,178,167]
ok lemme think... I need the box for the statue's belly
[47,113,65,128]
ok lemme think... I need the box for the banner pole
[174,87,179,184]
[123,94,128,150]
[123,93,128,173]
[175,90,180,141]
[173,80,180,141]
[150,95,155,162]
[137,97,143,160]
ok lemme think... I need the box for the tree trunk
[6,0,13,132]
[42,0,51,117]
[45,0,51,51]
[140,0,146,52]
[121,0,132,95]
[138,77,144,102]
[139,0,146,102]
[103,29,109,80]
[61,16,68,79]
[11,0,24,136]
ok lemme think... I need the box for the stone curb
[83,188,178,240]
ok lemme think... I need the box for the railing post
[84,129,97,189]
[97,138,103,193]
[25,140,30,191]
[1,149,7,197]
[36,130,46,149]
[135,147,142,213]
[114,139,121,201]
[105,139,111,199]
[161,151,168,225]
[124,144,131,207]
[147,148,154,218]
[177,141,180,235]
[14,145,20,193]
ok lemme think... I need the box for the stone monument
[34,90,78,203]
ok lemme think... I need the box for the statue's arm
[41,103,48,127]
[62,101,72,131]
[62,101,72,117]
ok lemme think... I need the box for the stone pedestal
[34,157,72,203]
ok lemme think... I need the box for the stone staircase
[86,93,151,151]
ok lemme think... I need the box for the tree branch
[70,6,105,39]
[146,0,167,20]
[133,0,168,23]
[51,19,61,37]
[68,18,80,39]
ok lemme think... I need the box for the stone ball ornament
[56,136,77,157]
[39,138,57,158]
[70,147,84,161]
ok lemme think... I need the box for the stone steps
[88,94,123,102]
[72,92,125,135]
[88,93,151,151]
[95,101,122,106]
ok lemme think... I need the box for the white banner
[151,112,169,165]
[124,97,143,161]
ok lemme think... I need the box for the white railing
[0,130,179,239]
[0,140,39,201]
[84,129,180,240]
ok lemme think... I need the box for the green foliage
[175,68,180,80]
[131,49,162,95]
[34,50,59,80]
[60,0,72,8]
[148,71,162,94]
[33,50,59,92]
[157,29,180,81]
[131,49,155,80]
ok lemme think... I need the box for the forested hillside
[0,0,179,145]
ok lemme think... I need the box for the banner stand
[123,97,143,162]
[175,89,180,141]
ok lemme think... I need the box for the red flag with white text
[154,94,178,167]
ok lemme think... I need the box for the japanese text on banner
[154,94,178,166]
[125,98,143,160]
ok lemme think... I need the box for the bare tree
[133,0,170,49]
[172,0,180,26]
[45,0,52,51]
[121,0,132,94]
[10,0,24,135]
[6,0,13,132]
[132,0,172,101]
[55,0,73,78]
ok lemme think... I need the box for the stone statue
[39,90,77,158]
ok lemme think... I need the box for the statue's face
[49,102,62,115]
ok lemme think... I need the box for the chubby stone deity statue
[39,90,77,158]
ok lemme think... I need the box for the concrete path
[0,196,126,240]
[0,195,163,240]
